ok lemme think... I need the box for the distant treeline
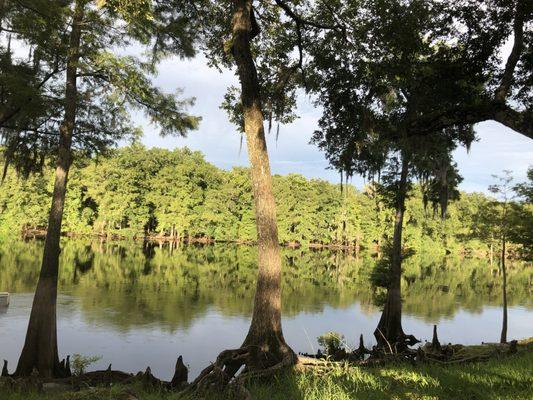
[0,145,531,257]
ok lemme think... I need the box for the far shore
[16,228,503,257]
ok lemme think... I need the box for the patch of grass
[244,350,533,400]
[1,350,532,400]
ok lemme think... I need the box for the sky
[134,55,533,194]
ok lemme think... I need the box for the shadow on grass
[0,351,531,400]
[242,350,533,400]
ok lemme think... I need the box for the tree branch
[495,0,526,102]
[273,0,339,88]
[408,101,533,140]
[273,0,337,30]
[493,106,533,139]
[0,65,62,127]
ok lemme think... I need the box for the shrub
[71,354,102,376]
[317,332,345,355]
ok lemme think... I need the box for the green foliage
[515,167,533,203]
[473,171,533,261]
[317,332,345,355]
[70,354,102,376]
[0,0,199,178]
[511,168,533,259]
[0,146,530,258]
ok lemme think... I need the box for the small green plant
[317,332,345,355]
[71,354,102,376]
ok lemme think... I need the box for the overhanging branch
[408,102,533,140]
[495,0,526,102]
[273,0,338,30]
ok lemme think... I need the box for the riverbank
[19,228,505,258]
[2,342,532,400]
[20,228,373,252]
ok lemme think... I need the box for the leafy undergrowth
[1,346,532,400]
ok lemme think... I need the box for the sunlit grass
[1,349,531,400]
[202,349,533,400]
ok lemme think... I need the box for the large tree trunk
[14,0,84,378]
[231,0,296,368]
[374,153,410,348]
[500,236,508,343]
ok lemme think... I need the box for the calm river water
[0,239,531,379]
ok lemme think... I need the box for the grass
[1,349,532,400]
[243,349,533,400]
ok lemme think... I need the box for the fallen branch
[376,328,394,355]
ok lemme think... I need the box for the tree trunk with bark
[374,153,412,349]
[184,4,297,393]
[231,0,296,368]
[14,0,85,378]
[500,236,508,343]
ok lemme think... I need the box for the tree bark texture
[15,0,85,378]
[231,0,296,368]
[375,153,410,347]
[500,237,508,343]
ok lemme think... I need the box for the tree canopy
[1,145,531,259]
[0,0,200,178]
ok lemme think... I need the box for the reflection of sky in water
[1,293,531,380]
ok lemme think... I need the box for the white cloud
[137,57,533,194]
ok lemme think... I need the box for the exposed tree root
[4,329,297,398]
[2,360,8,377]
[373,327,420,355]
[1,331,525,399]
[0,355,188,393]
[180,345,296,399]
[297,327,522,371]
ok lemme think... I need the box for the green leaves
[97,0,153,23]
[0,0,200,178]
[1,146,529,258]
[90,52,200,137]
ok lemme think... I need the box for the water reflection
[0,238,531,379]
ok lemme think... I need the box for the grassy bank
[248,350,533,400]
[2,348,532,400]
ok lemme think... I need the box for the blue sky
[135,55,533,194]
